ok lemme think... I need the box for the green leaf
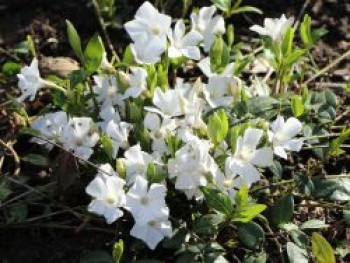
[243,252,267,263]
[282,27,295,56]
[269,195,294,226]
[343,210,350,227]
[210,36,230,74]
[285,49,305,67]
[300,219,329,230]
[230,6,262,15]
[202,186,234,216]
[238,221,265,248]
[208,109,229,145]
[211,0,231,11]
[112,240,124,263]
[329,128,349,157]
[286,242,309,263]
[300,15,312,47]
[80,250,113,263]
[194,214,224,235]
[122,45,134,65]
[291,95,304,117]
[233,185,267,223]
[84,34,105,74]
[66,20,84,62]
[290,229,309,248]
[311,232,336,263]
[22,154,49,166]
[2,61,21,76]
[100,134,114,160]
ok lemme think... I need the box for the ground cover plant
[0,0,349,262]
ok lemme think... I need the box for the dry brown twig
[0,139,20,176]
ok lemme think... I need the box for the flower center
[148,220,157,227]
[223,179,233,189]
[239,148,251,162]
[105,194,117,205]
[152,25,161,35]
[140,196,149,205]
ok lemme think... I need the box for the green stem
[47,81,67,95]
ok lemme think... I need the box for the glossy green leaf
[208,109,229,145]
[269,195,294,226]
[66,20,84,62]
[84,34,105,74]
[287,242,308,263]
[202,186,234,216]
[300,219,329,230]
[112,240,124,263]
[238,221,265,248]
[311,232,335,263]
[291,95,304,117]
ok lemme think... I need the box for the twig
[293,0,311,30]
[91,0,120,62]
[304,49,350,85]
[4,175,83,220]
[0,139,20,176]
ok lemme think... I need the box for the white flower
[123,67,148,99]
[106,120,133,159]
[225,128,273,187]
[268,116,303,159]
[126,175,169,224]
[216,171,245,200]
[61,117,99,160]
[146,87,183,118]
[250,57,273,75]
[131,38,166,65]
[124,1,171,45]
[168,19,202,60]
[17,58,52,102]
[95,163,118,181]
[168,135,221,199]
[30,111,68,150]
[144,112,177,155]
[86,171,126,224]
[123,144,155,184]
[130,217,172,250]
[250,14,294,41]
[198,57,234,78]
[203,76,241,108]
[93,75,124,108]
[190,5,225,52]
[97,105,121,132]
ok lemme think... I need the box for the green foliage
[66,20,84,62]
[233,185,267,223]
[238,221,265,248]
[311,232,336,263]
[208,109,229,145]
[112,240,124,263]
[286,242,308,263]
[269,195,294,226]
[202,186,234,217]
[210,36,230,74]
[84,34,105,74]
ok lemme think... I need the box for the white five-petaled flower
[30,111,68,150]
[168,134,221,199]
[97,105,121,132]
[198,57,235,78]
[146,87,183,118]
[190,5,225,52]
[106,120,133,159]
[61,117,99,160]
[93,75,124,108]
[131,38,166,65]
[130,216,172,250]
[203,76,241,108]
[225,128,273,187]
[122,144,155,184]
[144,112,177,155]
[250,14,294,41]
[126,175,169,224]
[168,19,203,60]
[124,1,171,45]
[216,171,246,201]
[86,167,126,224]
[123,67,148,99]
[17,58,53,102]
[268,115,303,159]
